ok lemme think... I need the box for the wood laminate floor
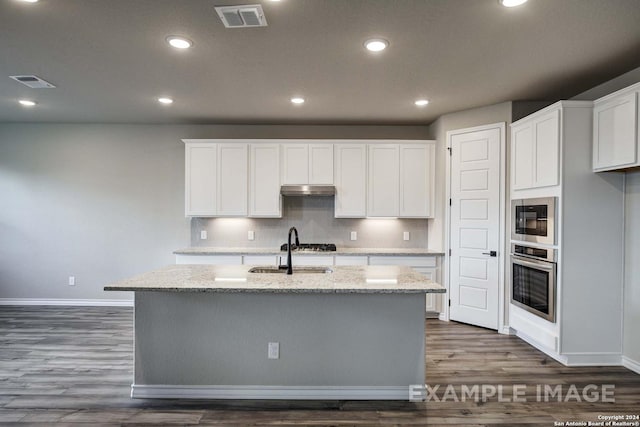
[0,306,638,426]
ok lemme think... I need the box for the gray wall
[571,67,640,366]
[0,123,429,300]
[192,197,427,248]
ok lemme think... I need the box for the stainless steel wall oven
[510,243,557,322]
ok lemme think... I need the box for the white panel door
[217,144,248,216]
[399,143,434,218]
[534,109,560,188]
[367,144,399,217]
[450,127,501,330]
[249,144,281,217]
[334,144,367,217]
[511,125,534,191]
[185,143,217,216]
[593,92,638,171]
[282,144,309,184]
[309,144,334,184]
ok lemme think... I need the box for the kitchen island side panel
[134,292,425,387]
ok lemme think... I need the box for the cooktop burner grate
[279,243,337,252]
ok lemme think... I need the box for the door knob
[482,251,497,257]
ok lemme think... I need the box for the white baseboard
[0,298,133,307]
[499,326,514,335]
[622,356,640,374]
[425,311,440,319]
[563,353,623,366]
[131,384,411,400]
[515,330,568,365]
[438,313,447,321]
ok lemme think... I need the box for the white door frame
[443,122,509,334]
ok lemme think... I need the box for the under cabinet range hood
[280,185,336,196]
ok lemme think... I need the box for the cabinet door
[249,144,282,217]
[534,109,560,188]
[593,92,638,171]
[334,144,367,217]
[185,143,217,216]
[399,143,434,218]
[368,145,399,217]
[282,144,309,184]
[511,124,534,191]
[309,144,334,184]
[217,144,248,216]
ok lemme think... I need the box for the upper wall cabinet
[592,83,640,172]
[184,140,248,217]
[511,108,560,191]
[367,142,435,218]
[334,144,367,218]
[249,143,281,217]
[282,143,334,185]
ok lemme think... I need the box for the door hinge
[449,198,452,206]
[448,299,451,307]
[447,146,452,156]
[449,249,452,256]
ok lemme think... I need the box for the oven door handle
[510,255,555,271]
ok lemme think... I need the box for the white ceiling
[1,0,640,125]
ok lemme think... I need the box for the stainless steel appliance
[510,243,557,322]
[511,197,557,245]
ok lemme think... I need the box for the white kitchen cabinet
[282,143,333,185]
[511,109,560,191]
[185,143,217,216]
[400,143,435,217]
[592,84,640,172]
[334,256,368,266]
[368,144,400,217]
[249,144,282,217]
[175,255,243,265]
[184,141,248,217]
[217,144,248,216]
[334,144,367,218]
[243,255,279,265]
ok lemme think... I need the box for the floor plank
[0,306,638,425]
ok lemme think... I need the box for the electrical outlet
[268,342,279,359]
[68,276,75,286]
[403,231,410,241]
[248,230,255,241]
[200,230,207,240]
[350,231,357,241]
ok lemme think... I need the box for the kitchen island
[104,264,445,400]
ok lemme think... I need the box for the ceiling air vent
[9,75,56,89]
[215,4,267,28]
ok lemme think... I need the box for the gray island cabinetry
[104,264,445,400]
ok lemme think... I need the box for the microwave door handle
[511,256,555,271]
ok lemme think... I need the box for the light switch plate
[350,231,357,241]
[200,230,207,240]
[403,231,410,241]
[248,230,255,241]
[68,276,75,286]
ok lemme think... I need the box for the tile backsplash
[190,197,428,248]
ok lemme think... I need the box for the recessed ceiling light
[290,97,305,104]
[18,0,39,3]
[415,99,429,107]
[166,36,193,49]
[18,99,37,107]
[499,0,528,7]
[158,97,174,105]
[364,38,389,52]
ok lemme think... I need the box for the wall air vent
[215,4,267,28]
[9,75,56,89]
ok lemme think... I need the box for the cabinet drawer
[291,255,334,266]
[175,255,243,265]
[243,255,278,265]
[334,256,368,266]
[368,256,436,267]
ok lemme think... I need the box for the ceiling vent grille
[215,4,267,28]
[9,75,56,89]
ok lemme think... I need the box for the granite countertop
[104,265,446,294]
[174,247,445,256]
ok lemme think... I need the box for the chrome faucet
[286,226,300,275]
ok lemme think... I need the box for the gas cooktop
[279,243,337,252]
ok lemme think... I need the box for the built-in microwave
[511,243,557,322]
[511,197,557,245]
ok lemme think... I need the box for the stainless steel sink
[248,266,333,274]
